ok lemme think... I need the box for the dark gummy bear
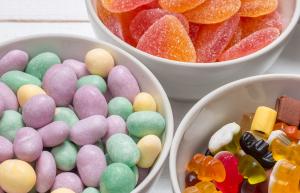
[185,171,199,187]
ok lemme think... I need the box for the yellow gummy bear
[271,138,300,165]
[184,181,222,193]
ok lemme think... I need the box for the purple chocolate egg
[103,115,127,142]
[63,59,89,78]
[0,50,28,76]
[0,82,18,110]
[52,172,83,193]
[0,136,13,163]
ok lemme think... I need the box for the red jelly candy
[188,23,201,44]
[226,24,243,50]
[129,8,189,43]
[219,27,280,61]
[101,0,155,13]
[159,0,206,13]
[184,0,241,24]
[137,15,196,62]
[239,0,278,17]
[215,151,243,193]
[241,11,282,38]
[195,14,240,62]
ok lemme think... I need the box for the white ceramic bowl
[0,35,174,193]
[169,74,300,193]
[86,0,300,100]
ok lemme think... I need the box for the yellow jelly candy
[17,84,46,107]
[0,159,36,193]
[133,92,157,112]
[251,106,277,137]
[137,135,162,168]
[51,188,76,193]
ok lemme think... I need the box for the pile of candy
[0,48,166,193]
[96,0,282,63]
[185,95,300,193]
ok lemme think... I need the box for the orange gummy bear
[158,0,206,13]
[137,15,196,62]
[184,182,222,193]
[184,0,241,24]
[241,11,282,38]
[219,27,280,61]
[186,153,226,183]
[239,0,278,17]
[101,0,155,13]
[195,14,240,62]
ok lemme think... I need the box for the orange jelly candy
[129,8,189,43]
[101,0,155,13]
[184,0,241,24]
[241,11,282,38]
[195,14,240,62]
[137,15,196,62]
[219,27,280,61]
[184,182,221,193]
[282,126,300,141]
[158,0,206,13]
[186,153,226,182]
[226,25,243,50]
[239,0,278,17]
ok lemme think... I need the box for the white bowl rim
[0,34,174,193]
[169,73,300,193]
[86,0,300,68]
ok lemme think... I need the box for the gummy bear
[276,95,300,126]
[281,125,300,141]
[194,14,240,62]
[219,27,280,61]
[239,0,278,17]
[101,0,155,13]
[184,0,241,24]
[137,15,196,62]
[270,138,300,165]
[158,0,206,13]
[273,122,287,131]
[185,172,199,187]
[269,160,300,193]
[184,181,222,193]
[241,181,258,193]
[238,154,267,184]
[267,130,291,145]
[241,11,282,38]
[208,122,241,154]
[129,8,189,43]
[186,153,226,182]
[215,151,243,193]
[240,132,275,168]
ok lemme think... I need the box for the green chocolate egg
[77,75,107,93]
[51,140,77,171]
[54,107,79,127]
[82,187,100,193]
[108,97,133,120]
[127,111,165,138]
[0,110,24,141]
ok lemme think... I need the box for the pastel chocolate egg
[70,115,107,145]
[73,85,108,119]
[14,127,43,162]
[36,151,56,193]
[63,59,89,78]
[0,82,18,110]
[0,110,24,141]
[51,140,77,171]
[103,115,127,142]
[0,136,13,163]
[77,145,107,187]
[52,172,83,193]
[133,92,157,112]
[54,107,79,127]
[51,188,75,193]
[0,50,28,76]
[17,84,46,107]
[43,64,77,106]
[137,135,162,168]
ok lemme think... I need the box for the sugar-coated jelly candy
[188,23,201,44]
[239,0,278,17]
[0,159,36,193]
[101,0,155,13]
[195,14,240,62]
[219,27,280,61]
[184,181,221,193]
[208,122,241,154]
[276,96,300,126]
[238,154,267,184]
[226,25,243,50]
[241,11,282,38]
[215,151,243,193]
[269,160,300,193]
[159,0,206,13]
[137,15,196,62]
[185,172,199,187]
[271,138,300,165]
[129,8,189,43]
[186,153,226,182]
[184,0,241,24]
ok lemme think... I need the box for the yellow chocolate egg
[85,48,115,78]
[51,188,76,193]
[17,84,46,107]
[137,135,162,168]
[133,92,157,112]
[0,159,36,193]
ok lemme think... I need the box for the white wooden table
[0,1,299,193]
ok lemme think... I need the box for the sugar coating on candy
[195,14,240,62]
[101,0,155,13]
[137,15,196,62]
[184,0,241,24]
[159,0,206,13]
[241,11,282,38]
[129,8,189,43]
[188,23,201,44]
[219,27,280,61]
[226,24,242,50]
[239,0,278,17]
